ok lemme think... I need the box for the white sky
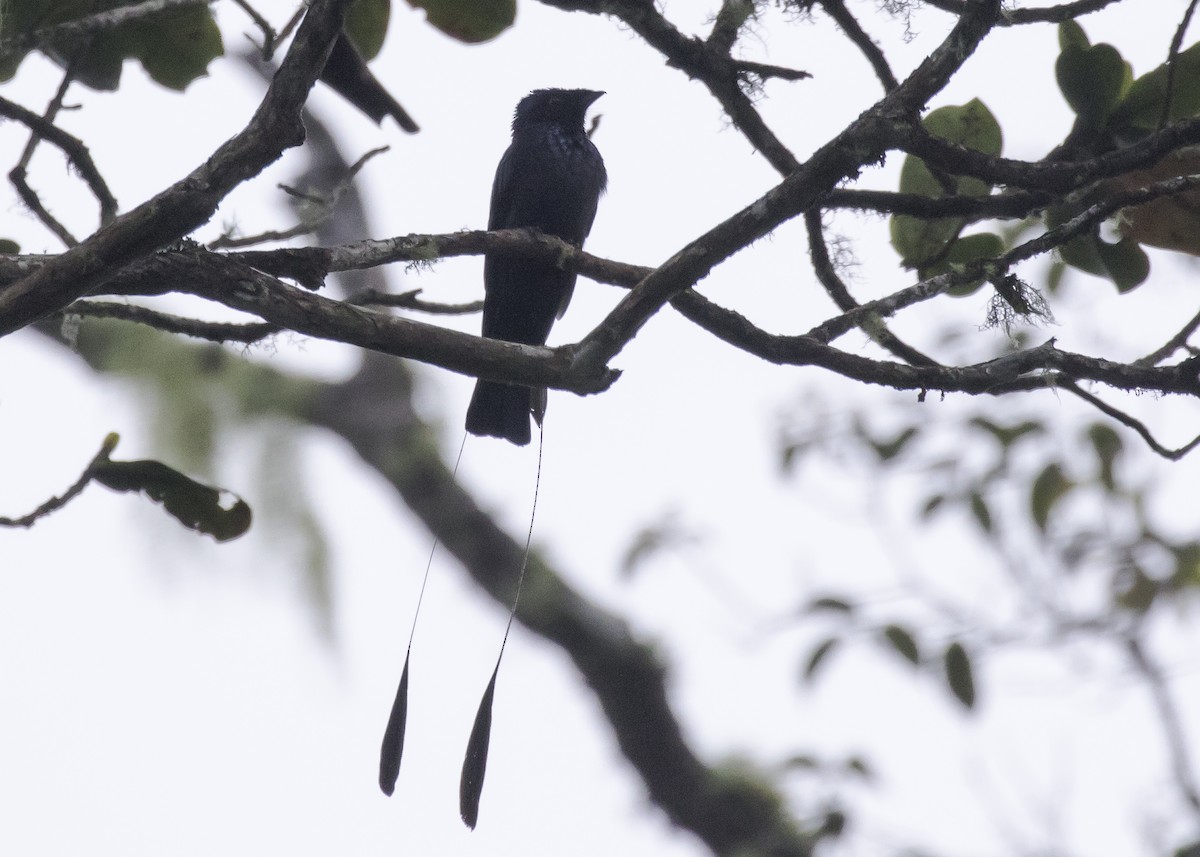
[3,1,1200,855]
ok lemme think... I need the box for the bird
[465,88,608,446]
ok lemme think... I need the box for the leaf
[891,99,1002,268]
[880,624,920,666]
[460,661,500,829]
[378,653,411,796]
[346,0,391,60]
[968,492,993,533]
[969,417,1044,448]
[927,231,1005,295]
[1111,41,1200,131]
[0,239,19,253]
[408,0,515,43]
[943,642,976,710]
[802,637,841,684]
[864,426,919,461]
[1030,463,1071,532]
[843,755,874,781]
[2,0,224,90]
[90,458,251,541]
[1096,235,1150,292]
[1086,423,1123,491]
[128,3,224,91]
[1057,20,1090,52]
[1056,41,1129,126]
[1112,150,1200,256]
[805,596,856,615]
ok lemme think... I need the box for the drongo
[465,88,607,446]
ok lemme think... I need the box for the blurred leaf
[1171,543,1200,589]
[969,417,1045,448]
[0,239,19,253]
[128,3,223,91]
[943,642,976,710]
[1114,566,1158,613]
[968,491,993,533]
[805,596,856,615]
[881,624,921,666]
[921,493,946,519]
[891,99,1002,268]
[460,661,499,828]
[345,0,391,60]
[1086,423,1123,491]
[843,756,874,781]
[1030,463,1072,532]
[864,425,920,461]
[803,637,841,684]
[3,0,224,90]
[1056,40,1129,126]
[619,511,699,578]
[408,0,515,43]
[90,458,251,541]
[782,754,820,770]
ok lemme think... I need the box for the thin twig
[820,0,898,92]
[1060,380,1200,461]
[347,288,484,315]
[1136,307,1200,367]
[231,0,278,58]
[1160,0,1200,129]
[8,70,83,246]
[0,435,116,528]
[1126,636,1200,815]
[65,300,279,344]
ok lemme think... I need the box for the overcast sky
[3,2,1200,855]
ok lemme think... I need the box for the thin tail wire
[498,420,545,659]
[459,422,545,828]
[379,431,468,796]
[407,431,469,652]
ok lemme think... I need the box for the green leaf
[1086,423,1123,491]
[1096,235,1150,292]
[2,0,224,90]
[1056,42,1129,126]
[346,0,391,60]
[968,491,993,533]
[408,0,515,43]
[803,637,841,683]
[926,231,1006,295]
[891,99,1002,268]
[806,596,856,615]
[969,417,1044,448]
[1112,41,1200,131]
[128,3,224,91]
[0,239,19,254]
[1030,462,1072,532]
[880,624,920,666]
[1058,20,1090,51]
[943,642,976,710]
[90,458,251,541]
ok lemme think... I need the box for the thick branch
[0,0,349,337]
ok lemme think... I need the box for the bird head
[512,88,604,131]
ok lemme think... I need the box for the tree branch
[0,0,349,337]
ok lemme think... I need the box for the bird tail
[465,380,533,446]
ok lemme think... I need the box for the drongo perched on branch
[465,88,607,446]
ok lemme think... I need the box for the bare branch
[65,300,279,344]
[0,0,350,337]
[819,0,899,92]
[0,435,116,528]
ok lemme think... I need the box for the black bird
[465,88,607,446]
